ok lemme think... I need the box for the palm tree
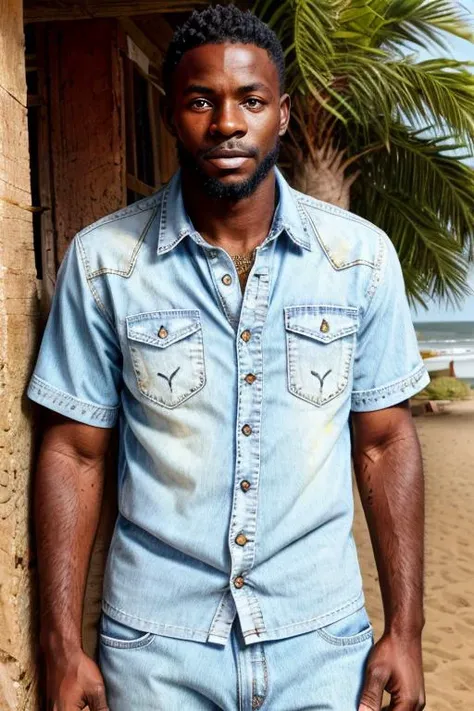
[253,0,474,306]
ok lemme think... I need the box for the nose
[209,100,247,139]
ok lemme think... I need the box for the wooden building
[0,1,209,708]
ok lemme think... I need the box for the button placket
[206,248,244,330]
[227,257,272,638]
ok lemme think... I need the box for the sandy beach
[354,397,474,710]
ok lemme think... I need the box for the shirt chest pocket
[284,305,359,407]
[126,309,206,409]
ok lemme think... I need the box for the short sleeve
[26,237,122,427]
[351,235,430,412]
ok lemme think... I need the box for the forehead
[173,42,279,93]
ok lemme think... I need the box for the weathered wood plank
[35,25,58,316]
[47,19,125,262]
[0,1,39,709]
[0,0,27,100]
[24,0,205,23]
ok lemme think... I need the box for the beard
[177,138,281,200]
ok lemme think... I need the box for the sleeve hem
[27,374,119,428]
[351,363,430,412]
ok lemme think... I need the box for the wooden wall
[0,1,39,709]
[46,19,126,264]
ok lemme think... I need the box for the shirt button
[242,424,252,436]
[222,273,232,286]
[240,480,251,492]
[209,249,218,258]
[240,329,251,342]
[234,576,245,589]
[158,326,168,339]
[245,373,257,384]
[235,533,248,546]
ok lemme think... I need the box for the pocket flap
[284,305,359,343]
[126,309,201,348]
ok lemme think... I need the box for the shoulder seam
[75,235,117,332]
[88,204,158,279]
[294,191,385,237]
[363,231,389,310]
[76,189,164,241]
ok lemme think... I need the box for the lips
[205,151,252,170]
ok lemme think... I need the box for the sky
[410,18,474,323]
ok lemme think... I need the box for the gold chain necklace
[231,249,256,275]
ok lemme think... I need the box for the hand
[45,649,109,711]
[359,633,425,710]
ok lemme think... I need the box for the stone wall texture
[0,0,40,708]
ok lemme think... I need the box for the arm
[352,402,425,711]
[36,409,112,711]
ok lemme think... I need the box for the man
[28,5,429,710]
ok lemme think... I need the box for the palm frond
[364,0,474,52]
[350,127,474,305]
[255,0,474,304]
[387,58,474,146]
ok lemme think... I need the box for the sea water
[415,321,474,386]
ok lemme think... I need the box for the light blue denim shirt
[27,168,429,646]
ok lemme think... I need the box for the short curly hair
[163,4,285,98]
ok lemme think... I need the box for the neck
[181,169,277,255]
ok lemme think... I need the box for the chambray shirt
[27,168,429,646]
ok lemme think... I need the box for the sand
[353,397,474,710]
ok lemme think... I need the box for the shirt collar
[156,166,312,256]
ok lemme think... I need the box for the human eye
[244,97,265,110]
[190,98,212,110]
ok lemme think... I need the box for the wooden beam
[119,17,164,70]
[126,173,156,197]
[24,0,205,23]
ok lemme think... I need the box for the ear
[278,93,291,137]
[160,95,176,137]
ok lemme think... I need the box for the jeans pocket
[99,612,154,650]
[315,607,373,647]
[284,305,359,407]
[126,309,206,409]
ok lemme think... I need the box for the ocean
[414,321,474,386]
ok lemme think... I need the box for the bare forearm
[354,426,425,638]
[35,443,105,655]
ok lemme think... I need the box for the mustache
[199,144,259,159]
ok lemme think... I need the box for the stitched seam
[363,231,386,306]
[88,205,158,278]
[208,590,231,633]
[242,592,364,635]
[127,322,200,347]
[286,324,358,341]
[303,207,377,269]
[316,625,373,646]
[76,235,117,331]
[76,191,162,240]
[99,631,154,649]
[28,375,119,412]
[296,193,386,235]
[352,362,428,402]
[103,601,210,634]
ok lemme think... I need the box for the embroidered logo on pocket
[157,366,180,392]
[126,310,206,409]
[284,305,358,407]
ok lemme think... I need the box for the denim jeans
[98,606,374,710]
